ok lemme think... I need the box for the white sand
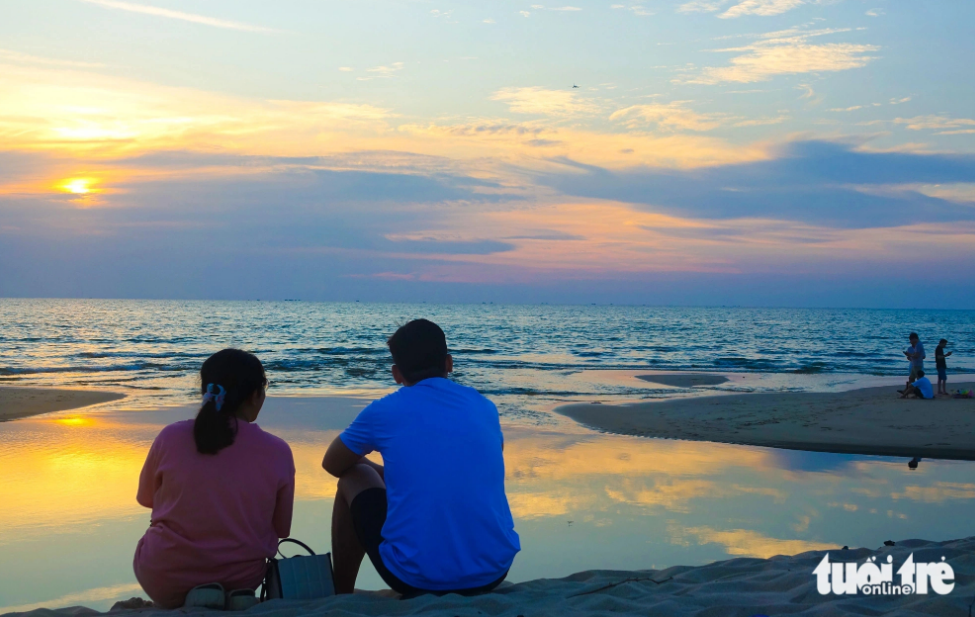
[7,536,972,617]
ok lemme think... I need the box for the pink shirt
[134,419,295,608]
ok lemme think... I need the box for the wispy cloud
[0,48,104,68]
[529,4,583,11]
[491,87,600,116]
[610,102,727,131]
[683,27,879,84]
[76,0,276,33]
[611,4,654,16]
[865,8,885,17]
[895,115,975,135]
[357,62,405,80]
[720,0,804,18]
[677,0,729,13]
[733,115,789,127]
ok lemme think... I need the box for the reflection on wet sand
[668,525,836,559]
[1,397,975,611]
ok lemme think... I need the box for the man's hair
[939,338,948,345]
[917,370,925,378]
[909,332,919,339]
[387,319,449,383]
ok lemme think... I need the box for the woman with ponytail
[133,349,295,609]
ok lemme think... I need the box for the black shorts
[349,487,508,597]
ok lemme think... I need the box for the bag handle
[277,538,316,559]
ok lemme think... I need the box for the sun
[61,178,94,194]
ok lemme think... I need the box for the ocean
[2,299,973,412]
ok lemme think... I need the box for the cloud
[611,4,654,16]
[0,48,104,69]
[358,62,405,80]
[76,0,276,33]
[677,0,729,13]
[732,115,788,126]
[610,102,727,131]
[865,8,885,17]
[491,87,601,116]
[895,115,975,135]
[529,5,583,10]
[720,0,804,18]
[684,27,879,84]
[538,140,975,228]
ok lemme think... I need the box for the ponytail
[194,349,267,455]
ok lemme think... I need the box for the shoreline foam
[559,381,975,461]
[0,387,125,422]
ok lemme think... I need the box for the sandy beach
[5,535,971,616]
[559,380,975,461]
[0,387,125,422]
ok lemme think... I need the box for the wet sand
[559,381,975,460]
[0,387,124,422]
[636,374,730,387]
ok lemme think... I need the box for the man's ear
[445,354,454,374]
[392,365,406,385]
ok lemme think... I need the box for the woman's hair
[194,348,268,455]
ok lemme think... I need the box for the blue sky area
[1,0,973,307]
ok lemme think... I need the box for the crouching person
[134,349,295,608]
[323,319,520,596]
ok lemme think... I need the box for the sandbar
[0,387,125,422]
[636,374,729,387]
[559,382,975,460]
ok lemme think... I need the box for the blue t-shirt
[914,376,934,399]
[339,378,520,590]
[907,342,925,369]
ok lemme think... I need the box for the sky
[1,0,974,307]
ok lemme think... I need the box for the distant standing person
[935,338,953,396]
[901,332,925,391]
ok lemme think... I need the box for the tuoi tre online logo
[813,553,954,595]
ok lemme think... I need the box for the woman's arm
[272,478,295,538]
[136,438,161,508]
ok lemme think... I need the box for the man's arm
[322,436,384,479]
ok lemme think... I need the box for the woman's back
[134,419,294,607]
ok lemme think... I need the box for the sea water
[1,300,974,612]
[2,299,973,410]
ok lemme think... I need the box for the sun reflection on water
[1,398,974,612]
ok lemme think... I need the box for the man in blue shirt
[322,319,520,595]
[900,370,934,399]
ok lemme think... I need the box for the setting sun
[61,178,94,194]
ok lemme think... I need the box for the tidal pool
[1,395,972,613]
